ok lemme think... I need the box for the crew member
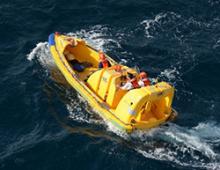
[114,65,122,72]
[98,51,111,68]
[64,49,85,72]
[64,50,75,61]
[121,75,139,90]
[138,72,151,87]
[66,37,78,47]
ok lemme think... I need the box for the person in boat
[138,72,151,87]
[98,51,111,68]
[112,65,123,73]
[66,37,78,47]
[121,73,139,90]
[64,49,85,72]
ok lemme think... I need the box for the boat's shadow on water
[42,68,220,170]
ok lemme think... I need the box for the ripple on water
[0,123,67,161]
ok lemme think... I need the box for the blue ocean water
[1,0,220,169]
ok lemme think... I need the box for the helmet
[139,72,147,78]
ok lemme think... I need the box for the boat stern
[114,82,175,131]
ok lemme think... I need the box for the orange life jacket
[102,60,109,68]
[142,78,151,86]
[131,79,139,88]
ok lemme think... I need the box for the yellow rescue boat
[48,32,177,133]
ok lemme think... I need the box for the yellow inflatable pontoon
[48,32,177,133]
